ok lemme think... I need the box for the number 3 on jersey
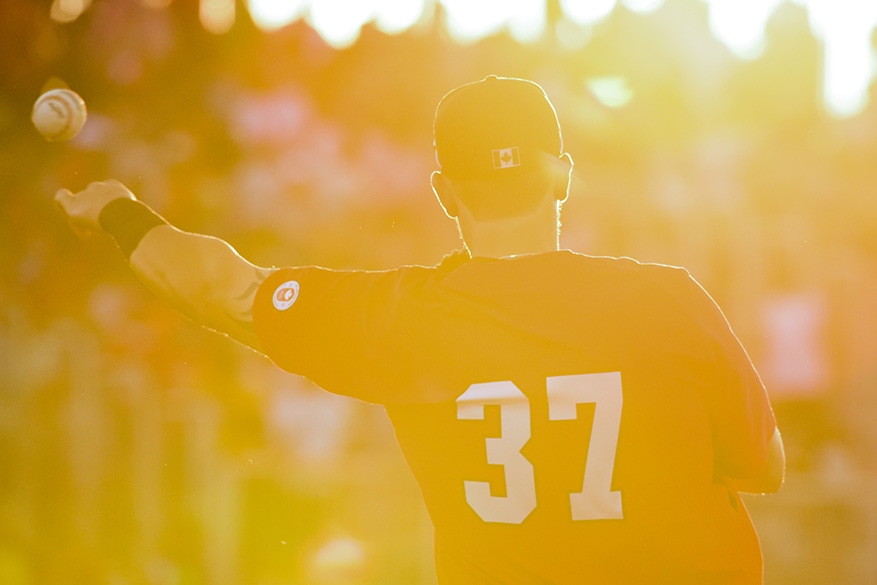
[456,372,624,524]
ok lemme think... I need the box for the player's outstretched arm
[55,180,272,351]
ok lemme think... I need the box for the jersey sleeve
[671,269,777,481]
[252,264,437,403]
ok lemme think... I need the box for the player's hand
[55,179,136,238]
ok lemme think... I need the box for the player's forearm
[55,181,270,350]
[128,224,269,350]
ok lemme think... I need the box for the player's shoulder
[551,249,691,278]
[549,252,709,308]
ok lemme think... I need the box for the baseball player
[56,75,784,584]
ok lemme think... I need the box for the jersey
[252,250,777,585]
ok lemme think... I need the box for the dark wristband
[98,198,168,259]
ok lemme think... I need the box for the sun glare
[805,0,877,117]
[241,0,877,117]
[704,0,877,116]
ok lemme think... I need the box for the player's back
[383,251,770,584]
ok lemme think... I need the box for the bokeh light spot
[247,0,309,31]
[374,0,427,35]
[309,0,374,48]
[622,0,664,14]
[50,0,92,23]
[706,0,783,59]
[200,0,236,35]
[587,77,634,108]
[561,0,616,26]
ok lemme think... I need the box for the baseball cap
[433,75,563,180]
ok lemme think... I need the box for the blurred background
[2,0,877,583]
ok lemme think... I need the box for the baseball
[32,88,87,142]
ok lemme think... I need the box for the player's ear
[431,170,459,219]
[552,152,574,204]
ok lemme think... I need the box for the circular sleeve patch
[272,280,300,311]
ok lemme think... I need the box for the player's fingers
[54,187,71,201]
[101,179,136,200]
[54,188,74,214]
[54,187,96,239]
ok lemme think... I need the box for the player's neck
[460,203,561,259]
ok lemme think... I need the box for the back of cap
[434,76,563,180]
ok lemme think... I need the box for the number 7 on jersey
[456,372,624,524]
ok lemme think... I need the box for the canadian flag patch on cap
[492,147,521,169]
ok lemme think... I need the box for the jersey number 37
[456,372,624,524]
